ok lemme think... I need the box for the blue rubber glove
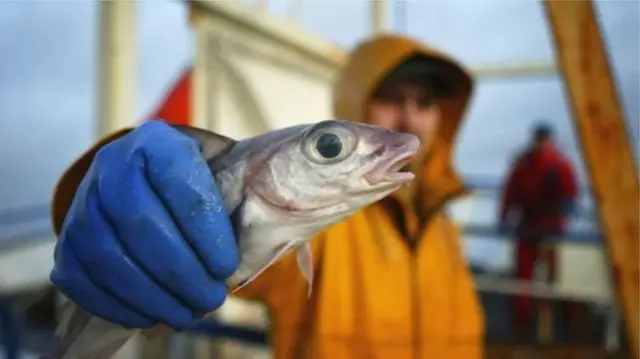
[50,120,239,330]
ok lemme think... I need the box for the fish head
[173,120,420,292]
[248,119,420,223]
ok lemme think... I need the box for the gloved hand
[50,120,239,330]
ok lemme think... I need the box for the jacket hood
[332,34,475,216]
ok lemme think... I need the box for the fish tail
[44,302,138,359]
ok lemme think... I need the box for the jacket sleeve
[556,158,579,215]
[558,159,578,200]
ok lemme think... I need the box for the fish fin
[171,125,237,160]
[296,242,314,298]
[230,241,297,294]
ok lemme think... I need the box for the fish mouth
[364,150,417,185]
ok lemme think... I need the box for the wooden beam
[542,1,639,358]
[370,0,388,34]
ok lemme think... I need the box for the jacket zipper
[410,243,420,359]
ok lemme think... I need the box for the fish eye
[316,133,342,159]
[301,121,357,165]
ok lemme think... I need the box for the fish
[42,119,420,359]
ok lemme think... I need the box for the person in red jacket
[498,121,579,340]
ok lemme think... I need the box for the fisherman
[50,34,484,358]
[498,121,578,340]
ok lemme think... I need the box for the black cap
[532,120,554,141]
[376,54,460,99]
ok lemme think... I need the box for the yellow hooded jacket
[50,34,484,359]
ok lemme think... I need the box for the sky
[0,0,638,267]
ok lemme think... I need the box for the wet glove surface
[50,120,239,329]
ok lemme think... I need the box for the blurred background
[0,0,638,358]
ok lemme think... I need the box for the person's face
[365,78,441,151]
[532,133,553,150]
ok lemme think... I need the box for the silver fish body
[44,119,420,359]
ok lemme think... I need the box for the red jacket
[499,143,578,236]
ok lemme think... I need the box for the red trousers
[513,240,558,325]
